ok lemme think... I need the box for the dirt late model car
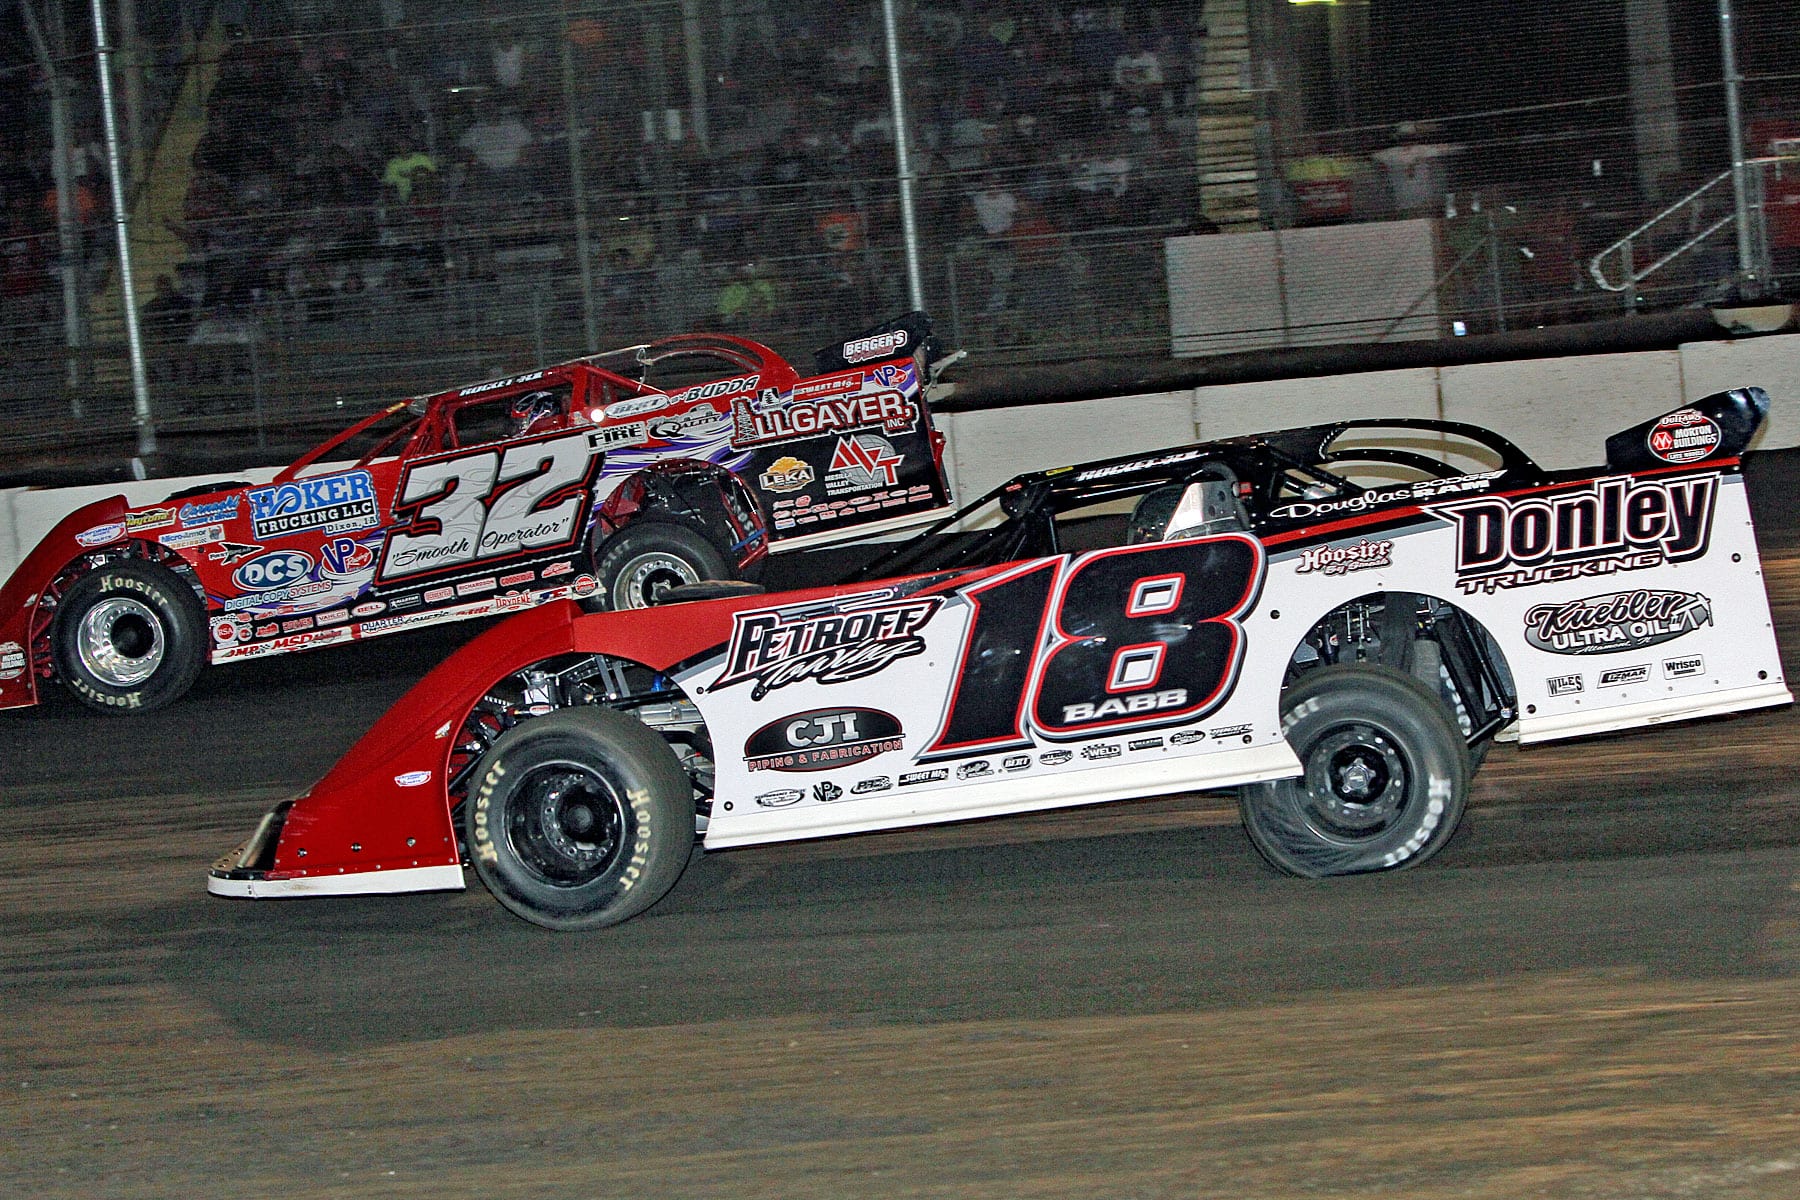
[0,315,952,715]
[209,387,1790,928]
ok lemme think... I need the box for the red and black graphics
[923,535,1265,759]
[733,358,950,542]
[377,428,601,584]
[743,707,905,772]
[711,591,944,701]
[1426,472,1717,595]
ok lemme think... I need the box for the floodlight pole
[880,0,926,311]
[1717,0,1759,296]
[92,0,157,456]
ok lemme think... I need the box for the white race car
[210,388,1791,928]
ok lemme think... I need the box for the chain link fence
[3,0,1799,464]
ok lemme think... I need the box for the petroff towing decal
[1428,475,1716,594]
[1522,588,1713,655]
[711,593,942,701]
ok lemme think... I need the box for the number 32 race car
[209,388,1790,928]
[0,316,951,714]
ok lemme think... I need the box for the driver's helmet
[506,389,563,438]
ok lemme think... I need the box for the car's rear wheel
[52,558,207,714]
[1239,664,1469,877]
[466,706,694,929]
[592,520,732,610]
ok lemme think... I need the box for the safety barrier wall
[6,333,1799,587]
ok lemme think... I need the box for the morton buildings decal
[1522,588,1712,655]
[1427,474,1716,593]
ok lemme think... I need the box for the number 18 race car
[0,314,951,714]
[209,387,1790,928]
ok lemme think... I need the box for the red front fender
[0,494,131,711]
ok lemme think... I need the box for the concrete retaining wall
[8,332,1799,586]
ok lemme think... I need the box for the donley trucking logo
[1427,474,1716,594]
[710,593,942,701]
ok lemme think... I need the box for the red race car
[0,315,952,714]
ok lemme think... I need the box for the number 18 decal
[379,430,598,582]
[923,535,1263,758]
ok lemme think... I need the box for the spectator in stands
[383,143,437,204]
[459,107,534,183]
[1070,135,1133,229]
[716,259,777,328]
[141,275,196,345]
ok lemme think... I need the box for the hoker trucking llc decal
[1428,474,1716,593]
[1523,588,1712,655]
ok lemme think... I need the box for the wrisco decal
[1663,655,1705,678]
[1522,589,1712,655]
[711,593,942,701]
[1427,475,1716,594]
[743,707,904,772]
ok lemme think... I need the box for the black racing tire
[51,558,207,714]
[465,706,695,930]
[1239,664,1470,878]
[591,520,733,611]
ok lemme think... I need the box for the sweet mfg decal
[1522,589,1712,655]
[1428,474,1716,594]
[711,592,942,701]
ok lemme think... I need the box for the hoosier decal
[1428,475,1716,593]
[1522,588,1712,655]
[1294,538,1393,576]
[711,593,942,701]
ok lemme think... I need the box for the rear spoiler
[1605,386,1768,473]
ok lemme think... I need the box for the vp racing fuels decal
[923,534,1264,758]
[1427,474,1717,594]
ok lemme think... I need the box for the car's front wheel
[1239,664,1470,877]
[465,706,695,929]
[51,558,207,714]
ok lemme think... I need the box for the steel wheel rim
[614,551,700,609]
[506,760,627,887]
[75,596,166,688]
[1297,723,1410,841]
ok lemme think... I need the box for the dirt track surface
[3,454,1800,1199]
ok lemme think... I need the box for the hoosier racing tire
[1239,664,1470,878]
[51,558,207,714]
[466,706,695,930]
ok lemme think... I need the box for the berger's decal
[1427,475,1717,594]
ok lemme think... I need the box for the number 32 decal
[924,536,1264,757]
[379,431,599,581]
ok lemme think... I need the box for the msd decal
[1522,588,1712,655]
[1427,475,1717,594]
[710,593,943,701]
[248,470,379,539]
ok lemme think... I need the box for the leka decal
[743,707,905,772]
[711,593,942,701]
[1522,588,1712,655]
[1428,475,1716,594]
